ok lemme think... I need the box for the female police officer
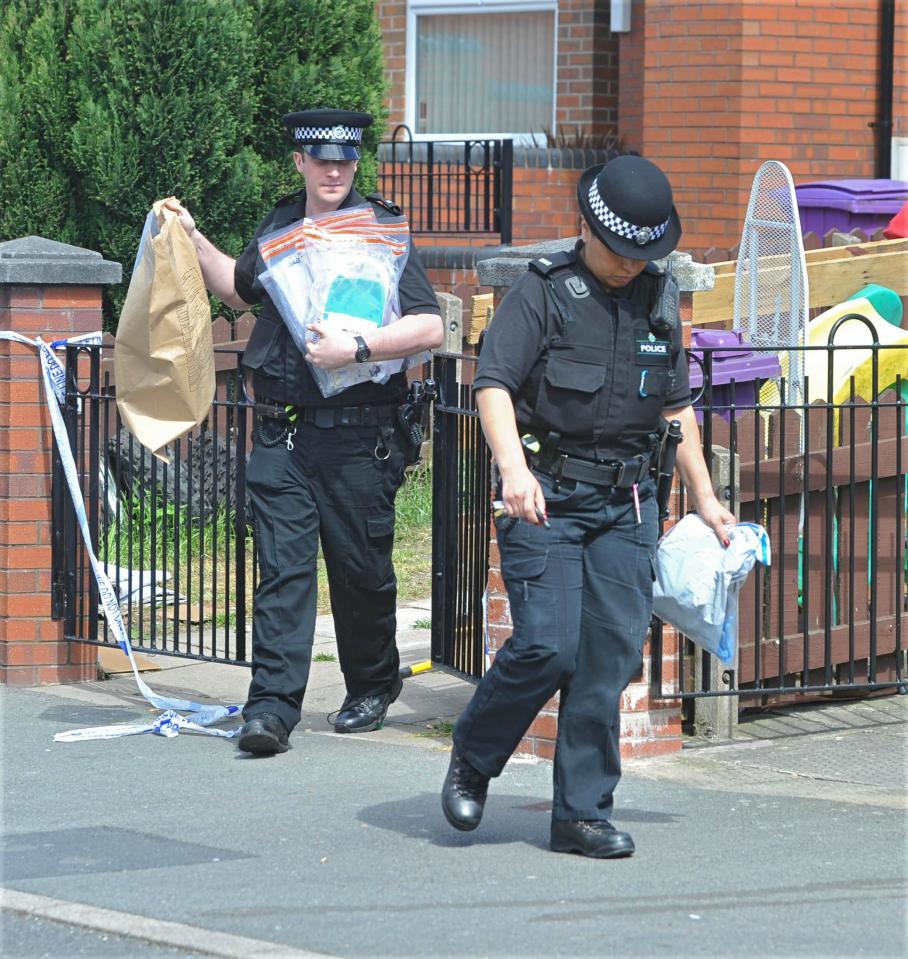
[441,155,735,857]
[166,109,442,755]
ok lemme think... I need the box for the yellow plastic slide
[803,297,908,407]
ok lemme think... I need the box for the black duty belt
[531,450,653,489]
[256,400,397,428]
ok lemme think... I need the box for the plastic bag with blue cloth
[652,513,770,663]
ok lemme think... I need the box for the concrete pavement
[2,602,906,958]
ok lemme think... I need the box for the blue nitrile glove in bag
[652,514,770,663]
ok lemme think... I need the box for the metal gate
[53,341,255,665]
[54,342,492,677]
[430,352,490,677]
[652,340,908,706]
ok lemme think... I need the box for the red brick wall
[630,0,887,256]
[0,286,99,685]
[377,1,407,129]
[557,0,619,136]
[618,0,647,154]
[511,166,584,243]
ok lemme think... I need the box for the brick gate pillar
[476,243,715,761]
[0,236,121,686]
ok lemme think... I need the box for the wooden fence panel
[733,396,906,687]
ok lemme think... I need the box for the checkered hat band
[294,125,363,143]
[587,181,668,245]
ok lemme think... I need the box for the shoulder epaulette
[642,260,664,276]
[365,192,404,217]
[527,250,575,277]
[274,188,306,209]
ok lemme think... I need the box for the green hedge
[0,0,387,328]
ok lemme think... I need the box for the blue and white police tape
[53,707,239,742]
[0,331,242,741]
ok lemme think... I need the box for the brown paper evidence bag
[115,197,215,463]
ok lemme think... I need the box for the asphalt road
[2,668,906,959]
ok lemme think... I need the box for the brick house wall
[632,0,902,256]
[894,1,908,150]
[0,237,121,685]
[377,0,905,260]
[377,1,407,131]
[377,0,619,138]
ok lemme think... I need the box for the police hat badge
[281,108,374,161]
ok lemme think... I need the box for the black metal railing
[653,337,908,702]
[378,127,513,244]
[52,342,255,665]
[52,335,907,703]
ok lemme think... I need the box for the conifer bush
[0,0,387,328]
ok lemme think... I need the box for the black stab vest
[517,249,679,461]
[241,192,409,408]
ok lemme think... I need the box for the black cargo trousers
[453,471,659,822]
[243,411,407,733]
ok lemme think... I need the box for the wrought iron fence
[430,352,491,678]
[53,336,908,703]
[52,342,255,665]
[653,338,908,702]
[378,127,513,243]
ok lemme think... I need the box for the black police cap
[281,109,374,161]
[577,155,682,261]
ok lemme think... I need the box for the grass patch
[313,651,337,662]
[411,617,432,630]
[103,465,435,639]
[413,720,455,739]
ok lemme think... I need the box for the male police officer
[441,155,735,856]
[166,109,442,755]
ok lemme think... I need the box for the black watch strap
[353,335,371,363]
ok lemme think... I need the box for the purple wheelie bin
[794,179,908,237]
[688,328,781,423]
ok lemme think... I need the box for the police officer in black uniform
[166,109,442,755]
[441,155,735,856]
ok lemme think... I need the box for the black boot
[442,750,490,831]
[550,819,635,858]
[237,713,290,755]
[333,675,403,734]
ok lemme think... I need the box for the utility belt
[255,399,397,428]
[531,449,654,490]
[255,378,437,465]
[523,430,657,490]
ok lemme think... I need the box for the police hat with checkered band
[577,155,682,261]
[281,108,374,161]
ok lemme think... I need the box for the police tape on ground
[0,331,242,742]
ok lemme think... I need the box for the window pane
[415,11,554,134]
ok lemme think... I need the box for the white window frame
[405,0,558,144]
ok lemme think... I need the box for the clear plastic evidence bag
[652,514,770,664]
[257,204,425,397]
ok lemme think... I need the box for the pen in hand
[493,500,550,529]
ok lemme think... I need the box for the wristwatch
[353,335,371,363]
